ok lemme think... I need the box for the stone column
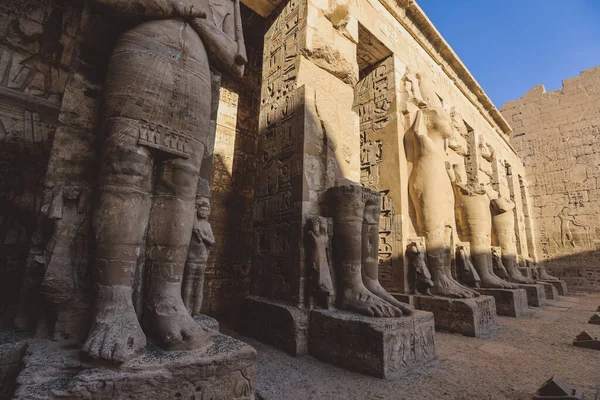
[242,0,361,355]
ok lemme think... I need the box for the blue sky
[416,0,600,108]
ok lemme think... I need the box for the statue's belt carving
[138,123,199,158]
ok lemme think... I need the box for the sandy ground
[228,293,600,400]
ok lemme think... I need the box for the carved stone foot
[146,283,211,351]
[539,270,559,281]
[83,285,146,363]
[431,274,479,298]
[509,273,535,284]
[480,274,519,289]
[363,278,415,316]
[338,287,403,317]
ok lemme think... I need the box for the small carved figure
[182,195,215,316]
[456,244,481,288]
[406,241,433,295]
[307,216,334,306]
[491,247,509,281]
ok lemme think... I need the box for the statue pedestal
[308,309,436,379]
[540,280,568,296]
[12,332,256,400]
[516,284,547,307]
[240,296,308,356]
[476,288,529,317]
[393,294,497,337]
[538,282,559,300]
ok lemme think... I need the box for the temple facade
[0,0,576,398]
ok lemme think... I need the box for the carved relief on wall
[353,56,399,290]
[253,0,305,303]
[0,0,80,103]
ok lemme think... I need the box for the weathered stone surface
[240,296,308,356]
[12,333,256,400]
[394,294,497,337]
[533,376,584,400]
[193,314,220,331]
[573,331,600,351]
[476,288,529,317]
[0,332,28,400]
[516,283,547,307]
[503,66,600,292]
[538,282,560,300]
[309,309,436,379]
[588,313,600,325]
[541,280,568,296]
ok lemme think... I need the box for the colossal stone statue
[407,108,479,298]
[452,181,517,289]
[490,197,535,284]
[327,182,414,317]
[181,194,215,316]
[83,0,246,363]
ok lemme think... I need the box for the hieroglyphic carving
[353,57,398,289]
[253,0,305,303]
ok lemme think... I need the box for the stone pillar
[242,0,361,354]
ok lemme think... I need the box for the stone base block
[538,282,559,300]
[393,294,497,337]
[0,332,29,400]
[476,288,529,317]
[194,314,220,331]
[541,280,568,296]
[13,332,256,400]
[309,309,436,379]
[516,284,547,307]
[240,296,308,355]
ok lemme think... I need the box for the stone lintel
[516,284,547,307]
[477,288,529,318]
[537,282,559,300]
[309,309,436,379]
[240,296,308,356]
[393,294,497,337]
[12,333,257,400]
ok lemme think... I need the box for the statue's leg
[419,207,478,298]
[361,200,414,315]
[469,211,517,289]
[144,142,210,350]
[83,118,152,363]
[492,211,534,283]
[192,262,206,316]
[329,184,401,318]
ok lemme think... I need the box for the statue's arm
[88,0,205,18]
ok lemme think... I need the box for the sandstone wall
[502,66,600,292]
